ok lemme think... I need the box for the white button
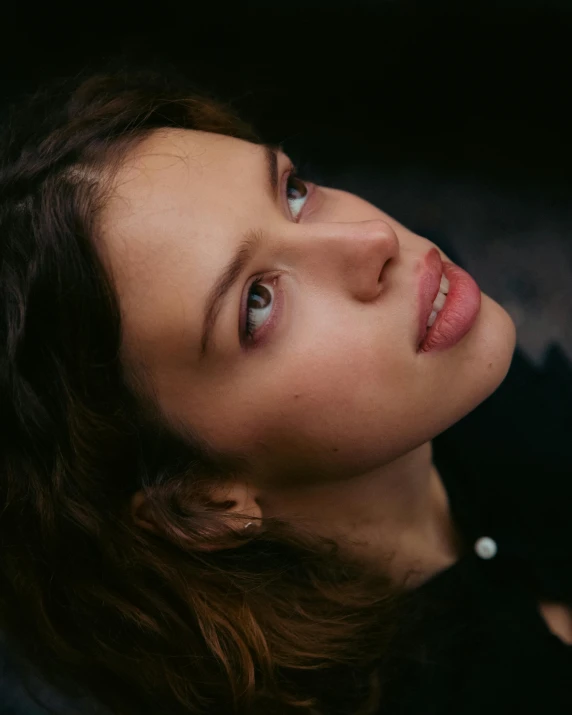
[474,536,497,560]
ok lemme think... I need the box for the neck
[259,441,461,586]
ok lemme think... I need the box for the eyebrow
[199,144,281,358]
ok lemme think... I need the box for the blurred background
[1,0,571,366]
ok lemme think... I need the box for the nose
[297,219,399,301]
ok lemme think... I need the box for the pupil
[287,176,307,198]
[249,284,271,309]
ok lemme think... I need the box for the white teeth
[432,290,447,312]
[426,282,449,330]
[425,273,450,332]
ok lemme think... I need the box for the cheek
[205,286,423,475]
[233,336,417,482]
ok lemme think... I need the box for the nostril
[378,257,392,285]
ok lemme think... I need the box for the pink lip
[416,248,482,353]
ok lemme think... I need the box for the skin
[99,128,517,584]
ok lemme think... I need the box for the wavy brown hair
[0,65,404,715]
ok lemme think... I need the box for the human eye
[285,168,311,221]
[240,274,280,346]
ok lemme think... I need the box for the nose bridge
[342,218,399,257]
[302,218,399,300]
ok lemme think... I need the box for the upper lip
[417,248,443,346]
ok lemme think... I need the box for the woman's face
[101,129,516,488]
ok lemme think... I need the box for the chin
[464,292,518,405]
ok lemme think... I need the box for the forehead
[97,128,266,377]
[104,128,262,240]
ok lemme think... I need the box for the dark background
[1,0,571,364]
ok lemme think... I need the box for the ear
[208,480,263,523]
[130,480,263,535]
[130,490,161,534]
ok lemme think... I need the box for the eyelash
[242,165,310,344]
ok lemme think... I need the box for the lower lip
[418,262,482,353]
